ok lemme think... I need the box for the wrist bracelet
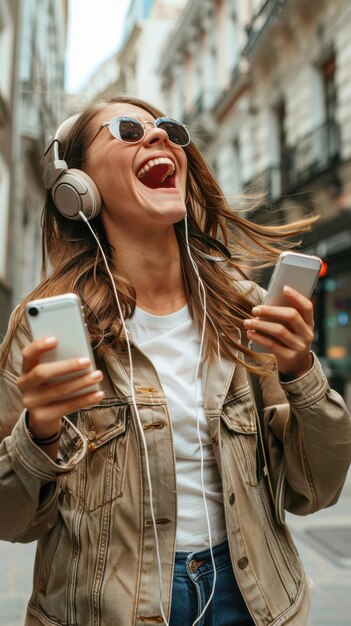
[32,429,63,446]
[25,413,63,446]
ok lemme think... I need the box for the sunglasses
[89,116,191,149]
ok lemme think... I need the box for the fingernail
[93,391,105,400]
[78,357,91,365]
[44,336,56,344]
[252,306,261,314]
[283,285,292,293]
[90,370,102,379]
[243,319,251,327]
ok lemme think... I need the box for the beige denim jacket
[1,284,351,626]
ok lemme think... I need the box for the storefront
[308,212,351,410]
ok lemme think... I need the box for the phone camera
[28,307,39,317]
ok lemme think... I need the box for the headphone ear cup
[51,168,101,221]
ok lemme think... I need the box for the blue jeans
[170,539,255,626]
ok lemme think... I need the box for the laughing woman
[0,96,350,626]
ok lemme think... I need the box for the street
[0,475,350,625]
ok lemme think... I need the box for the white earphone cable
[79,212,169,624]
[81,212,222,624]
[184,215,218,625]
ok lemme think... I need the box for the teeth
[137,157,175,181]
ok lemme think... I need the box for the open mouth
[137,157,176,189]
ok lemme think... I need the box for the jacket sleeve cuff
[279,353,329,408]
[10,411,87,481]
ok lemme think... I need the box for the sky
[65,0,131,93]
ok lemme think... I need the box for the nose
[142,121,168,145]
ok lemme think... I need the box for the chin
[147,198,187,225]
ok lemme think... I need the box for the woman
[0,95,350,626]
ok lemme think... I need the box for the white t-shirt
[126,305,227,550]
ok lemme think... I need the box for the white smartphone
[25,293,99,396]
[251,251,322,352]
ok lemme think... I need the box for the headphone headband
[43,114,80,190]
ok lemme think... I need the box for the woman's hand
[244,285,315,380]
[16,336,104,456]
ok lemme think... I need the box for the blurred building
[77,0,187,110]
[0,0,68,335]
[158,0,351,405]
[0,0,20,334]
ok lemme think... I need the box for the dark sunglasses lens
[156,118,190,146]
[111,117,144,142]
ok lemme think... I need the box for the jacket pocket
[34,520,64,598]
[221,385,258,486]
[63,398,130,512]
[27,601,64,625]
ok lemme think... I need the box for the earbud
[43,114,101,221]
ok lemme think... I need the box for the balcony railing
[282,120,341,191]
[243,0,288,56]
[244,121,341,205]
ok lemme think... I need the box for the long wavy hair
[0,95,317,373]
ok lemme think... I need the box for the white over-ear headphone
[43,115,101,221]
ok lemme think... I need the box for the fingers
[27,388,105,425]
[18,353,96,392]
[282,285,314,325]
[245,319,310,352]
[245,285,316,379]
[21,336,58,374]
[21,369,103,408]
[249,287,315,342]
[245,308,314,347]
[18,338,105,432]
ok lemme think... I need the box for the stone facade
[158,0,351,403]
[0,0,19,334]
[0,0,68,336]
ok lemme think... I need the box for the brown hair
[0,95,317,373]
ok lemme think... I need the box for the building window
[226,1,239,74]
[217,139,241,196]
[309,55,339,166]
[203,27,219,109]
[269,101,287,198]
[0,1,14,102]
[19,0,33,83]
[322,55,337,123]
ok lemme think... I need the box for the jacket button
[229,492,235,505]
[238,556,249,569]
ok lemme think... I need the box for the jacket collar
[103,341,237,412]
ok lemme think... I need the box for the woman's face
[84,103,188,235]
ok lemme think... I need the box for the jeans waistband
[174,539,230,577]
